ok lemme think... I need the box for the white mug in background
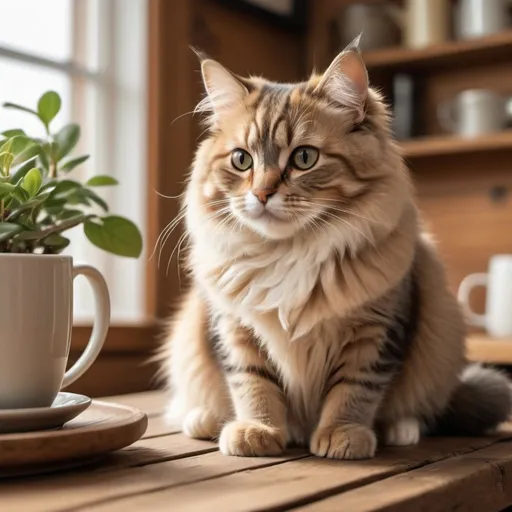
[455,0,510,40]
[458,255,512,338]
[404,0,450,49]
[0,254,110,409]
[438,90,510,137]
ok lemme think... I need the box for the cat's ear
[316,35,368,123]
[199,59,248,124]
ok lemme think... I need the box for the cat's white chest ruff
[199,234,334,341]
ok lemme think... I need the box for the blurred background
[2,0,511,396]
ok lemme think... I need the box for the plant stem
[49,159,57,179]
[0,199,4,220]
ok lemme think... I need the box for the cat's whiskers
[158,203,230,270]
[301,205,377,249]
[149,209,187,265]
[152,189,186,200]
[167,230,189,277]
[309,198,387,226]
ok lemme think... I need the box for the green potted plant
[0,91,142,411]
[0,91,142,256]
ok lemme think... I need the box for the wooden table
[2,391,512,512]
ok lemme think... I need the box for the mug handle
[457,273,487,328]
[437,99,457,133]
[62,265,111,388]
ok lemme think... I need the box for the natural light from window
[0,0,148,324]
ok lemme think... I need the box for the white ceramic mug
[438,90,510,137]
[456,0,510,40]
[0,254,110,409]
[458,255,512,337]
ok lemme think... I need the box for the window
[0,0,148,324]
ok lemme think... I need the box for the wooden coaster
[0,400,147,474]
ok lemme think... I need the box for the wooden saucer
[0,400,147,474]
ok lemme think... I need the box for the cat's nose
[252,188,277,204]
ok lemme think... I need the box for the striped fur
[163,43,511,459]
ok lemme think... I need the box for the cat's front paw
[310,423,377,459]
[182,407,222,440]
[219,420,286,457]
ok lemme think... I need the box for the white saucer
[0,392,91,434]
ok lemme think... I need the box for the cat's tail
[433,364,512,436]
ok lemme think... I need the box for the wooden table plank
[103,433,218,468]
[6,391,512,512]
[73,436,512,512]
[0,448,306,511]
[302,441,512,512]
[142,414,180,438]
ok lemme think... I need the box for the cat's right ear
[198,59,248,125]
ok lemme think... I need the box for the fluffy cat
[162,41,511,459]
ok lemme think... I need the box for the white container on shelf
[404,0,450,48]
[455,0,510,40]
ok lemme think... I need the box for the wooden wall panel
[192,0,303,81]
[413,155,512,316]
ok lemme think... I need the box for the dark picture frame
[217,0,307,28]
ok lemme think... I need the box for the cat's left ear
[316,36,368,123]
[200,59,249,125]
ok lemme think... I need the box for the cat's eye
[290,146,319,171]
[231,149,253,171]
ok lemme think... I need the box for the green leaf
[0,182,15,198]
[3,102,38,117]
[45,202,67,216]
[0,222,20,234]
[60,154,89,173]
[7,191,49,220]
[66,191,90,207]
[37,147,50,171]
[86,175,118,187]
[9,136,40,165]
[21,168,42,197]
[43,233,70,251]
[48,179,83,198]
[16,230,42,241]
[9,160,38,184]
[0,152,14,172]
[58,208,84,220]
[54,123,80,160]
[37,91,61,129]
[0,138,13,153]
[84,215,143,258]
[30,204,43,225]
[0,222,22,242]
[9,136,33,155]
[12,185,30,203]
[2,129,26,137]
[82,188,109,211]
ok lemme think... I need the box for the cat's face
[191,44,407,242]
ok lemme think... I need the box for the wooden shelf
[364,31,512,71]
[467,335,512,365]
[399,131,512,158]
